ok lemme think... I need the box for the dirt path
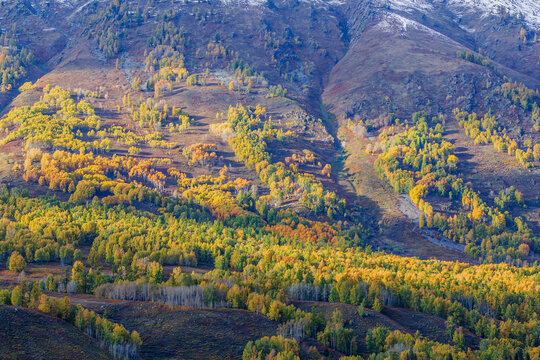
[67,0,95,22]
[397,195,423,222]
[418,229,466,252]
[338,127,472,262]
[398,195,466,253]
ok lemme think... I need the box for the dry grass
[0,305,113,360]
[444,124,540,234]
[97,302,279,360]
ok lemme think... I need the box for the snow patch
[375,12,452,41]
[304,0,345,5]
[220,0,345,6]
[45,0,75,6]
[459,24,476,33]
[33,0,79,8]
[383,0,433,13]
[220,0,266,6]
[376,12,423,33]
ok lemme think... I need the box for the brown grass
[444,124,540,234]
[97,302,279,360]
[0,305,113,360]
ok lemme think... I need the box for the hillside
[0,0,538,359]
[0,305,113,360]
[98,303,280,360]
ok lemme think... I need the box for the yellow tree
[8,251,26,273]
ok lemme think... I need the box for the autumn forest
[0,0,539,360]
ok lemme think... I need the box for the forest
[374,113,538,264]
[0,94,538,356]
[0,0,538,359]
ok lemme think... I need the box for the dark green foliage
[0,32,34,92]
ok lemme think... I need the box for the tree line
[0,282,141,359]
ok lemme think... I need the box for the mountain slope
[322,0,540,135]
[0,306,113,360]
[1,0,538,263]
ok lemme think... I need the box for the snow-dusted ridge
[374,12,463,47]
[42,0,346,8]
[37,0,539,29]
[380,0,540,29]
[450,0,540,29]
[32,0,90,8]
[40,0,77,6]
[220,0,345,6]
[376,12,441,37]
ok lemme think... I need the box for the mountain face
[1,0,538,250]
[0,1,539,359]
[323,0,540,134]
[10,0,538,141]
